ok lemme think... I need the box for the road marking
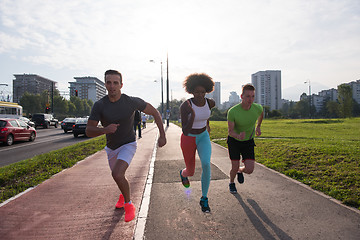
[133,132,158,240]
[0,135,71,153]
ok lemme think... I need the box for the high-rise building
[69,77,106,104]
[348,79,360,104]
[13,74,57,103]
[206,81,221,108]
[229,91,240,105]
[251,70,282,110]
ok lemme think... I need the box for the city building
[13,74,57,103]
[318,88,337,102]
[348,79,360,104]
[206,81,221,108]
[229,91,240,105]
[221,91,240,110]
[252,70,282,110]
[69,77,106,104]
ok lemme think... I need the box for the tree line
[159,83,359,121]
[19,83,358,122]
[20,90,93,120]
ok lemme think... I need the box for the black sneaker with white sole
[200,196,211,213]
[229,182,237,194]
[237,172,244,184]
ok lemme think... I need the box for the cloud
[0,0,359,106]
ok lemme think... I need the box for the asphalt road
[0,127,91,167]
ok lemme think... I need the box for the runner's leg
[111,159,131,202]
[240,159,255,174]
[230,160,240,182]
[180,134,197,177]
[196,131,212,197]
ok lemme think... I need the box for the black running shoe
[180,170,190,188]
[237,172,244,184]
[200,196,211,213]
[229,183,237,194]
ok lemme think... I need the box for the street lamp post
[166,53,169,127]
[304,80,311,118]
[150,60,164,123]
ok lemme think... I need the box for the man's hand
[157,136,167,147]
[256,126,261,136]
[238,131,246,140]
[104,123,119,134]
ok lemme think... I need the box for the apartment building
[251,70,282,110]
[13,74,57,103]
[206,81,221,108]
[69,77,106,104]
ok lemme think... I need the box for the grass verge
[210,118,360,210]
[0,136,106,203]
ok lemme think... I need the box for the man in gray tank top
[86,69,166,222]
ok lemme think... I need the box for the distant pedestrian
[142,114,147,129]
[179,73,215,213]
[227,84,263,194]
[86,70,166,222]
[134,110,142,138]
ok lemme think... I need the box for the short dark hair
[183,73,214,94]
[242,84,255,94]
[104,70,122,83]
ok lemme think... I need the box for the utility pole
[304,80,311,118]
[166,53,170,127]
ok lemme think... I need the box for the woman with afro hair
[179,73,215,213]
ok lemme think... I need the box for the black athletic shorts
[227,136,256,161]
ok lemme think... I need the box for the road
[0,127,92,167]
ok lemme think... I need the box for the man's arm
[86,119,119,137]
[255,110,264,136]
[228,121,245,140]
[142,103,166,147]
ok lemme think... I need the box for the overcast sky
[0,0,359,107]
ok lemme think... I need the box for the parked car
[19,116,35,127]
[61,118,77,133]
[73,118,88,138]
[0,118,36,146]
[32,113,59,129]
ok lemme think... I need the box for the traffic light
[45,107,50,113]
[75,90,78,97]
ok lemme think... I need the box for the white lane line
[0,135,73,153]
[133,132,158,240]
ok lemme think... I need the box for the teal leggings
[180,130,212,197]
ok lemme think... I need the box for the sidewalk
[144,123,360,239]
[0,123,159,240]
[1,123,359,240]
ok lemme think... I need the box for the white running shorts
[105,141,137,170]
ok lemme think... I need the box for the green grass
[210,118,360,210]
[0,136,106,203]
[1,119,359,210]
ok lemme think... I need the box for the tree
[337,84,353,118]
[352,100,360,117]
[53,95,68,114]
[294,99,309,118]
[20,92,42,116]
[326,101,340,118]
[268,109,282,118]
[210,107,227,121]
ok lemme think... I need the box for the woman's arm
[180,100,195,136]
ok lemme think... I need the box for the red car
[0,118,36,146]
